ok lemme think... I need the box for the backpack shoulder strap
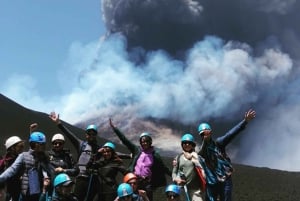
[80,141,88,153]
[176,153,183,170]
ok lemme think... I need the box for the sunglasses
[52,141,64,146]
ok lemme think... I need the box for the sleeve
[216,119,248,148]
[64,153,80,177]
[117,161,128,175]
[112,127,139,156]
[155,152,172,177]
[0,154,23,183]
[57,123,83,154]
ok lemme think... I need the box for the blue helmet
[198,123,212,134]
[103,142,115,150]
[181,133,195,144]
[54,173,73,187]
[29,132,46,143]
[165,184,180,195]
[86,124,98,133]
[117,183,133,198]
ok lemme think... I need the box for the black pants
[137,177,153,201]
[19,194,40,201]
[74,175,100,201]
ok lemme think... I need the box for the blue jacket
[199,119,248,185]
[0,149,54,198]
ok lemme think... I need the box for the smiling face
[139,136,152,150]
[181,141,195,152]
[102,147,113,160]
[52,140,64,152]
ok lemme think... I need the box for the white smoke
[2,0,300,171]
[46,35,300,172]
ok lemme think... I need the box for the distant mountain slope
[0,93,109,157]
[1,94,300,201]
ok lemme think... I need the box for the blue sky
[0,1,105,98]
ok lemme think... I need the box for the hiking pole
[179,172,191,201]
[183,185,191,201]
[84,173,94,201]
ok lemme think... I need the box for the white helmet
[5,136,23,150]
[51,133,65,142]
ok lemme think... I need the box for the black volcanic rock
[1,94,300,201]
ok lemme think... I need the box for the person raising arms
[198,109,256,201]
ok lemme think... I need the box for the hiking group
[0,109,256,201]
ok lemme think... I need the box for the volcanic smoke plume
[5,0,298,171]
[102,0,300,58]
[94,0,300,171]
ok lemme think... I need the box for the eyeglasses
[52,141,64,146]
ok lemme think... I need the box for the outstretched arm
[216,109,256,147]
[109,118,138,155]
[49,112,82,153]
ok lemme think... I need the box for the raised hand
[244,109,256,122]
[29,123,38,133]
[49,111,60,124]
[109,118,115,128]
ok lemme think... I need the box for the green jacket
[112,127,172,188]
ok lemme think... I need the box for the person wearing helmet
[49,112,131,201]
[0,131,54,201]
[0,136,25,201]
[85,141,127,201]
[30,123,79,178]
[109,118,172,201]
[172,133,206,201]
[115,183,134,201]
[48,133,79,177]
[48,173,78,201]
[198,109,256,201]
[123,172,149,201]
[165,184,181,201]
[49,112,101,200]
